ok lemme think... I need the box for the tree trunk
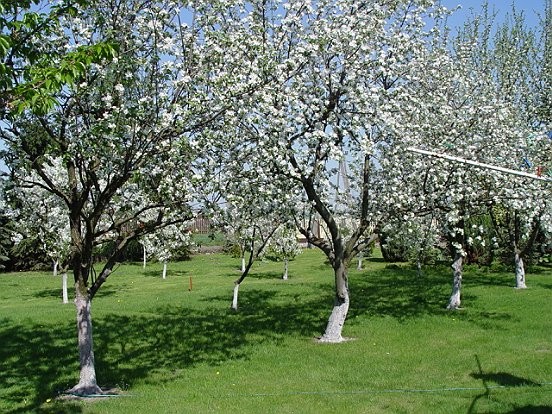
[283,258,289,280]
[319,262,349,343]
[514,250,527,289]
[143,245,147,269]
[53,259,58,277]
[162,260,167,279]
[68,284,102,395]
[62,272,69,304]
[416,258,422,278]
[357,252,363,270]
[231,282,240,310]
[447,251,463,310]
[241,256,246,273]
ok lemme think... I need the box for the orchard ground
[0,248,551,413]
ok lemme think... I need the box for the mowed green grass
[1,249,551,413]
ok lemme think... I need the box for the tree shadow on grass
[505,406,552,414]
[141,269,189,278]
[248,271,287,280]
[348,266,517,329]
[33,282,130,300]
[0,287,331,413]
[527,277,552,290]
[0,263,532,413]
[33,285,126,300]
[467,355,548,414]
[366,257,386,263]
[348,267,450,321]
[33,288,66,300]
[93,287,333,388]
[0,319,82,414]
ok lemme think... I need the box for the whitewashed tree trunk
[447,252,463,310]
[162,260,167,279]
[319,262,349,343]
[241,256,246,273]
[142,245,147,269]
[283,258,289,280]
[68,286,102,395]
[319,292,350,343]
[231,282,240,310]
[357,252,363,270]
[62,272,68,304]
[53,259,59,277]
[514,250,527,289]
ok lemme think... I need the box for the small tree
[141,223,192,279]
[265,223,302,280]
[7,166,73,302]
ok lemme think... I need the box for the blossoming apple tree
[0,0,255,395]
[141,223,192,279]
[194,0,459,341]
[367,4,550,309]
[265,223,302,280]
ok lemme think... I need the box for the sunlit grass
[0,249,551,413]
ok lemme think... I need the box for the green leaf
[0,35,10,57]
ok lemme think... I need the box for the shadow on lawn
[467,355,549,414]
[93,288,333,389]
[349,265,518,331]
[33,283,129,300]
[0,264,532,413]
[349,266,450,321]
[248,270,288,280]
[0,286,331,413]
[141,269,189,278]
[0,319,83,414]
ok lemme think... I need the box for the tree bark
[357,252,363,270]
[53,259,58,277]
[447,251,463,310]
[162,260,167,279]
[241,256,246,273]
[283,258,289,280]
[68,284,102,395]
[514,250,527,289]
[62,272,68,304]
[319,261,349,343]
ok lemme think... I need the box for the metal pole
[406,147,550,182]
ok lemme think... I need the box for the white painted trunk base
[357,252,363,270]
[241,257,246,273]
[515,252,527,289]
[318,291,350,343]
[162,261,167,279]
[447,253,463,310]
[62,272,68,304]
[68,289,102,395]
[231,283,240,310]
[283,259,289,280]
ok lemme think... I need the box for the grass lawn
[0,249,551,413]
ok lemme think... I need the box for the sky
[440,0,546,31]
